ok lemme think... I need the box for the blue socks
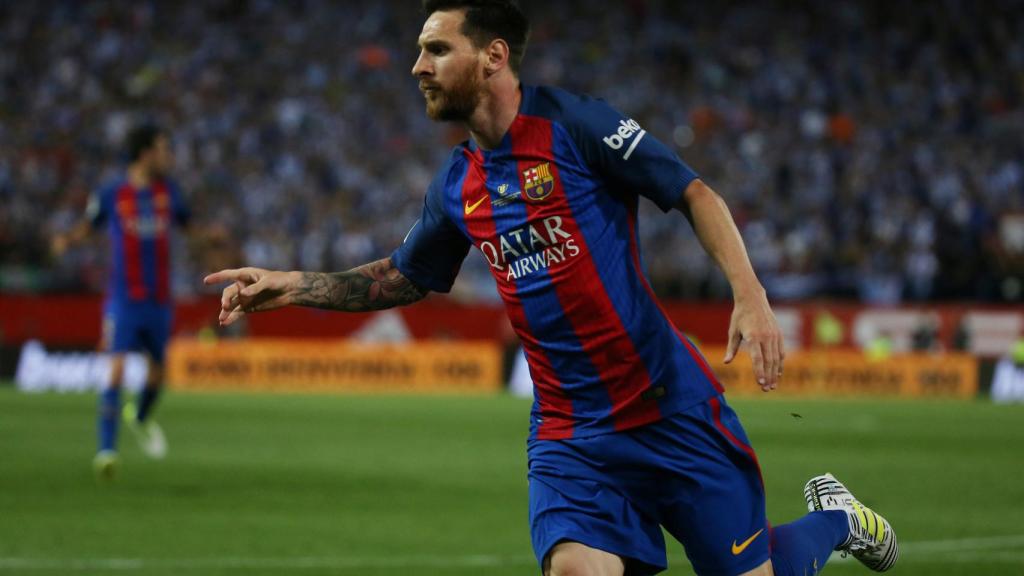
[770,511,849,576]
[97,387,121,452]
[136,386,161,422]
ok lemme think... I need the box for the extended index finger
[204,269,246,286]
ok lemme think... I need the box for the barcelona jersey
[393,85,723,440]
[88,177,190,304]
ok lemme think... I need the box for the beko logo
[602,118,646,160]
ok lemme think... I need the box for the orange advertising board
[702,347,978,398]
[167,339,502,393]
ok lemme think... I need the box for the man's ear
[483,38,510,76]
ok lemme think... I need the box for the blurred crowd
[3,0,1023,303]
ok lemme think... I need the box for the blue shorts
[528,394,768,576]
[102,299,173,364]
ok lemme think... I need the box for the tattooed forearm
[290,257,428,312]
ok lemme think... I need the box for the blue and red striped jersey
[393,85,723,440]
[87,177,190,303]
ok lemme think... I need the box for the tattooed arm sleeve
[291,257,428,312]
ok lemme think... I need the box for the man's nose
[412,52,430,77]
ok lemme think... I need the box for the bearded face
[420,54,483,121]
[413,10,487,123]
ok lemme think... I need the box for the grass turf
[1,386,1022,575]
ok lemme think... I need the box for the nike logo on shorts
[731,528,764,555]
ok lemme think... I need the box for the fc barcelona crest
[522,162,554,201]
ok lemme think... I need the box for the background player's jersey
[393,85,723,440]
[88,177,190,304]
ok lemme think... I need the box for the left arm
[50,219,93,258]
[203,257,429,327]
[675,178,784,391]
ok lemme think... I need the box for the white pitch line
[825,534,1024,564]
[901,533,1024,553]
[2,534,1023,571]
[909,550,1024,564]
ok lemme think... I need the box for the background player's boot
[123,402,167,459]
[92,450,118,482]
[804,473,899,572]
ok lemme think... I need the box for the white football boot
[804,473,899,571]
[123,402,168,459]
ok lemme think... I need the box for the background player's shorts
[102,299,173,364]
[528,394,767,576]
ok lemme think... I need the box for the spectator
[3,0,1022,303]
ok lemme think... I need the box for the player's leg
[133,357,164,422]
[528,436,668,576]
[95,306,132,478]
[122,357,168,459]
[803,473,899,572]
[767,512,850,576]
[123,303,170,459]
[654,395,849,576]
[543,542,624,576]
[97,352,125,454]
[133,303,171,422]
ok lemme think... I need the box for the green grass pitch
[1,386,1022,575]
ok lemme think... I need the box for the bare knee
[543,542,625,576]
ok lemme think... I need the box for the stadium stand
[3,0,1022,303]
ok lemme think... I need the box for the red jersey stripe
[116,184,147,300]
[152,180,171,303]
[625,203,725,394]
[507,301,576,440]
[511,115,661,432]
[459,147,575,439]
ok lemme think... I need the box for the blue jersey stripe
[549,124,652,356]
[482,141,615,436]
[626,195,725,395]
[138,191,158,298]
[552,122,720,404]
[445,155,471,239]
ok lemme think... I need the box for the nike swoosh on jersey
[464,195,488,215]
[731,528,764,555]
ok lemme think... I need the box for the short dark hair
[422,0,530,74]
[124,123,164,162]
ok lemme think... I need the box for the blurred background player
[205,1,897,575]
[52,123,190,479]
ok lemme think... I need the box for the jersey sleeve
[562,96,699,212]
[390,163,471,293]
[86,185,112,229]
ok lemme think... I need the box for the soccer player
[205,1,898,574]
[53,123,189,479]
